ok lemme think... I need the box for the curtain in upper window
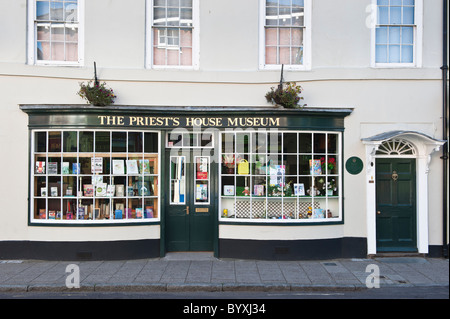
[34,0,80,63]
[264,0,305,66]
[375,0,415,64]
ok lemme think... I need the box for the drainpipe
[441,0,449,258]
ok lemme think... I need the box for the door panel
[165,149,215,252]
[376,158,417,252]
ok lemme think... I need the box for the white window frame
[27,0,85,66]
[370,0,423,68]
[30,129,161,224]
[219,130,342,223]
[259,0,312,71]
[145,0,200,70]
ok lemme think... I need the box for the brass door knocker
[392,170,399,181]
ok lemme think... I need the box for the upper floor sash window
[28,0,84,65]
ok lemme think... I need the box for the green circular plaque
[345,157,364,175]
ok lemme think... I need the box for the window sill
[31,61,84,67]
[372,63,420,69]
[259,64,311,71]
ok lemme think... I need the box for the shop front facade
[15,105,364,260]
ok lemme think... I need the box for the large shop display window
[220,131,342,222]
[31,130,160,223]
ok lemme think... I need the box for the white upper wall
[0,0,444,78]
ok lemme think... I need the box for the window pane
[51,42,64,60]
[37,25,50,40]
[279,7,291,26]
[291,6,304,26]
[64,2,78,22]
[403,6,414,24]
[66,43,78,61]
[236,133,250,153]
[180,47,192,65]
[36,1,50,20]
[79,131,93,152]
[37,42,50,60]
[50,1,64,21]
[389,45,401,63]
[266,7,278,26]
[376,27,388,44]
[402,27,413,44]
[266,0,278,6]
[112,132,126,152]
[181,0,192,7]
[389,27,401,44]
[313,134,326,153]
[63,131,77,152]
[154,7,166,25]
[128,132,143,153]
[167,49,179,65]
[328,134,338,154]
[376,45,388,62]
[279,28,290,45]
[389,6,402,24]
[299,133,311,153]
[268,133,282,153]
[180,8,192,26]
[65,26,78,42]
[292,0,304,7]
[401,45,413,63]
[144,133,159,153]
[279,47,290,64]
[35,132,47,153]
[154,0,166,6]
[265,46,277,64]
[291,47,302,64]
[167,7,180,26]
[283,133,297,153]
[180,28,192,46]
[95,132,110,153]
[291,28,303,46]
[222,133,235,153]
[265,28,278,46]
[48,131,61,152]
[51,24,64,41]
[378,6,389,24]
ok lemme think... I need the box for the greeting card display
[309,160,322,175]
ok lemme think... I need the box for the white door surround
[362,131,445,255]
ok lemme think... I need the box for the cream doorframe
[362,131,445,255]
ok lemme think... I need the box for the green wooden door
[165,150,215,252]
[376,158,417,252]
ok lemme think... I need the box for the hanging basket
[78,81,117,107]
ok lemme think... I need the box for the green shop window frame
[30,129,161,224]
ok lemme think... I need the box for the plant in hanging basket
[78,81,117,106]
[265,82,306,109]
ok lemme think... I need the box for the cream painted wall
[0,0,445,244]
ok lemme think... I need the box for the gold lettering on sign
[227,117,280,127]
[98,115,280,127]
